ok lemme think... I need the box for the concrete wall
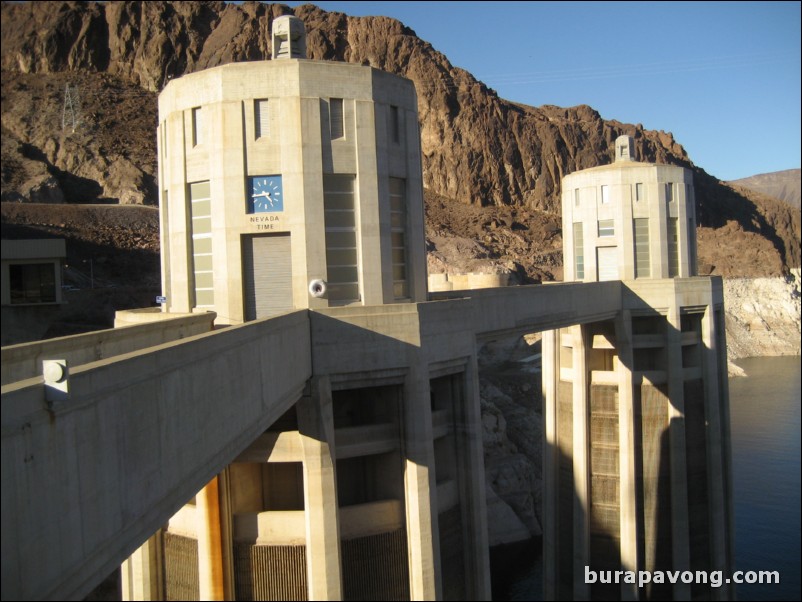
[428,272,510,292]
[562,138,697,282]
[1,279,730,601]
[542,276,732,600]
[0,311,215,385]
[158,59,427,323]
[1,311,311,601]
[1,239,66,306]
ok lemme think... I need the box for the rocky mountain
[1,0,799,281]
[729,169,801,210]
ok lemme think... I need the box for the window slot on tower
[330,98,344,140]
[634,218,650,278]
[390,105,400,143]
[667,218,679,277]
[191,107,203,147]
[573,223,584,280]
[389,178,408,299]
[324,174,359,302]
[600,185,610,204]
[635,182,644,202]
[189,181,214,307]
[255,99,269,139]
[665,182,674,203]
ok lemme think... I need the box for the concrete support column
[542,329,560,601]
[298,376,343,600]
[217,469,235,601]
[196,476,225,601]
[404,361,440,601]
[572,324,591,601]
[462,353,492,600]
[701,305,732,601]
[614,311,639,601]
[121,531,164,601]
[666,302,691,600]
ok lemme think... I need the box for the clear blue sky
[281,1,800,181]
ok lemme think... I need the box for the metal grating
[164,532,199,601]
[233,543,308,601]
[341,529,410,601]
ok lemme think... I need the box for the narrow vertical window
[573,222,584,280]
[600,185,610,204]
[191,107,203,147]
[189,181,214,307]
[389,178,408,298]
[330,98,344,140]
[665,182,674,203]
[635,182,644,202]
[390,105,400,143]
[255,99,269,139]
[634,218,650,278]
[574,188,580,207]
[324,174,359,302]
[688,218,696,275]
[667,218,679,277]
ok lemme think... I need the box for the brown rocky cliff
[1,0,799,276]
[0,0,691,212]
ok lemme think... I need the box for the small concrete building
[0,239,66,307]
[562,135,698,282]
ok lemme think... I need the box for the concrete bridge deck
[1,279,721,600]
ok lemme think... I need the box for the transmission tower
[62,83,82,133]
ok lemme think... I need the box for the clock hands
[253,191,281,207]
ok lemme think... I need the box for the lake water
[492,355,801,600]
[729,356,801,601]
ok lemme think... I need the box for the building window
[191,107,203,147]
[324,174,359,302]
[598,219,615,237]
[574,188,580,207]
[330,98,344,140]
[390,105,400,143]
[600,185,610,204]
[189,181,214,307]
[635,182,644,202]
[9,263,57,304]
[389,178,408,299]
[255,99,269,139]
[688,218,696,275]
[667,218,679,277]
[634,218,650,278]
[665,182,674,203]
[573,222,584,280]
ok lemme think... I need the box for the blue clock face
[248,175,283,213]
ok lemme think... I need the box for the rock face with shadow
[478,335,544,545]
[1,1,798,279]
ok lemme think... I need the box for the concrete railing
[1,310,216,385]
[428,272,510,292]
[1,310,311,601]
